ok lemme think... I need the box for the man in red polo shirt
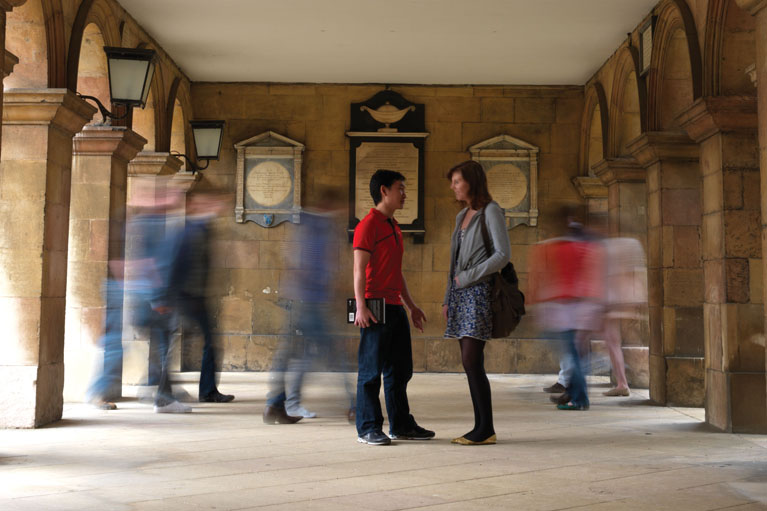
[353,169,435,445]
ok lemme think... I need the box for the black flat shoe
[199,391,235,403]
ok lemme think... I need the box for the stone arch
[609,47,644,157]
[703,0,756,96]
[65,0,121,93]
[579,81,609,176]
[164,77,194,168]
[647,0,703,130]
[73,23,111,125]
[5,0,51,88]
[161,77,192,151]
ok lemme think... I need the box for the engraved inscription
[355,142,419,224]
[246,160,292,207]
[486,163,528,210]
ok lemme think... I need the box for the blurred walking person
[528,205,605,410]
[263,189,349,423]
[171,190,234,403]
[126,179,190,413]
[602,236,647,397]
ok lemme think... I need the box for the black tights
[459,337,494,441]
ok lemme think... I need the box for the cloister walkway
[1,373,766,510]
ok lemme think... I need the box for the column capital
[171,170,201,193]
[571,176,607,199]
[3,49,18,78]
[592,157,646,186]
[627,131,698,168]
[735,0,767,15]
[676,96,758,143]
[3,89,96,137]
[0,0,27,12]
[73,125,147,163]
[128,151,182,177]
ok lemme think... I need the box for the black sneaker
[357,431,392,445]
[389,424,435,440]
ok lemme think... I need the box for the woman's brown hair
[446,160,493,210]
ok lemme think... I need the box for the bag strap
[478,207,493,258]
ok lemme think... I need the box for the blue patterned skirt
[444,280,492,341]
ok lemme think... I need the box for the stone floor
[1,372,767,510]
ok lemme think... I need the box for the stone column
[63,126,146,401]
[736,0,767,433]
[592,157,650,388]
[0,89,96,427]
[571,176,608,232]
[122,152,182,385]
[629,132,704,406]
[677,96,764,433]
[593,158,647,240]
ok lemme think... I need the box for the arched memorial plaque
[234,131,303,227]
[469,134,539,228]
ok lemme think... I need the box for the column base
[707,369,767,433]
[666,356,705,407]
[0,363,64,428]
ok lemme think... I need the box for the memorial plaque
[354,142,419,224]
[486,163,528,210]
[470,134,539,228]
[347,90,428,242]
[247,160,292,207]
[234,131,303,227]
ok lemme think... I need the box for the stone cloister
[0,0,765,438]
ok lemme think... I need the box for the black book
[347,298,386,324]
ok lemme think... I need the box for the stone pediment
[469,134,539,154]
[470,134,539,228]
[234,131,304,149]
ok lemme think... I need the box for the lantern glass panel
[108,58,150,103]
[193,127,223,159]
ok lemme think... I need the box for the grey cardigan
[443,200,511,305]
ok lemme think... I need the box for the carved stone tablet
[234,131,303,227]
[469,134,539,228]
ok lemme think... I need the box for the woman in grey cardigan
[443,161,511,445]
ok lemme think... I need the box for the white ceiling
[117,0,657,85]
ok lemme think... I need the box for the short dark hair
[446,160,493,210]
[370,169,405,205]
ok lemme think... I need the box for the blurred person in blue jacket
[263,188,352,423]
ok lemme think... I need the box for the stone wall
[186,83,584,374]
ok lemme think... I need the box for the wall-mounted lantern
[78,46,157,124]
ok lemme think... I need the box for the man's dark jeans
[561,329,589,407]
[86,279,124,402]
[356,304,417,436]
[179,294,218,398]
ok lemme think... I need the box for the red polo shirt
[353,208,404,305]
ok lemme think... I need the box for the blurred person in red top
[352,169,433,446]
[528,205,605,410]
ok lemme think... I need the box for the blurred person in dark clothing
[171,190,234,403]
